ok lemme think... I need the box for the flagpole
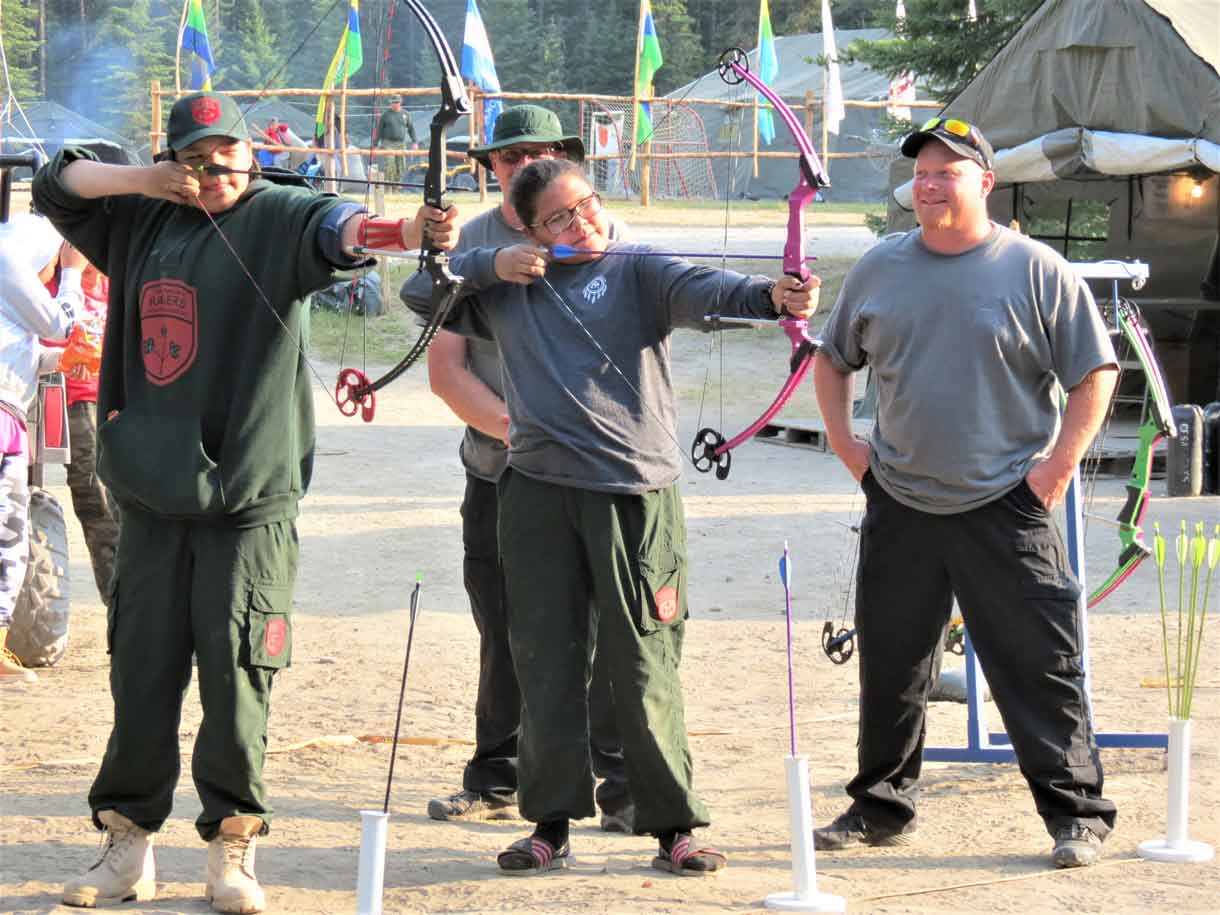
[340,71,350,177]
[752,52,761,179]
[821,64,830,180]
[175,0,189,97]
[628,0,646,174]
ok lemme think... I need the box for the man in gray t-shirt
[812,118,1119,869]
[419,106,633,830]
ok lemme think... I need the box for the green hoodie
[33,148,347,527]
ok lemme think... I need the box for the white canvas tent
[885,0,1220,402]
[0,100,143,170]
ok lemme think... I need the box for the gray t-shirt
[402,243,775,494]
[439,207,629,483]
[819,223,1117,514]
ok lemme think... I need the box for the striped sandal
[497,835,572,876]
[651,833,727,877]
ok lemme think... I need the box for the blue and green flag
[635,0,664,145]
[180,0,215,91]
[757,0,778,145]
[315,0,365,140]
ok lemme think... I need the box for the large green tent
[886,0,1219,403]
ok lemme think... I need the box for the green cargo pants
[497,469,710,835]
[89,506,298,841]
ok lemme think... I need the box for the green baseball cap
[167,91,251,152]
[467,105,584,168]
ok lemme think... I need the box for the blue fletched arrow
[550,244,818,262]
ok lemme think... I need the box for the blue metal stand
[924,469,1167,763]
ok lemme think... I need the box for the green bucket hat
[467,105,584,168]
[167,91,251,152]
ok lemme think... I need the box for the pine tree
[218,0,280,88]
[844,0,1041,103]
[1,0,41,100]
[92,0,177,139]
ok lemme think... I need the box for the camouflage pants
[0,448,30,628]
[375,142,405,184]
[66,403,120,603]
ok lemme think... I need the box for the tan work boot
[206,815,267,914]
[62,810,156,907]
[0,627,37,683]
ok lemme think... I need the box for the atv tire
[7,488,71,667]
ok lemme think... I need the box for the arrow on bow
[688,48,830,481]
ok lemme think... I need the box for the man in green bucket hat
[466,104,585,170]
[410,105,635,833]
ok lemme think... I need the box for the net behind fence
[581,98,717,201]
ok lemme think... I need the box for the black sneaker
[813,812,918,850]
[1051,823,1102,868]
[426,789,516,821]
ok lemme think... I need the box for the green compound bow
[1084,297,1176,607]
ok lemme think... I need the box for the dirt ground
[2,328,1218,914]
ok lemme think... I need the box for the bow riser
[688,49,829,479]
[337,0,472,421]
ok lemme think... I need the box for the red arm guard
[356,215,409,251]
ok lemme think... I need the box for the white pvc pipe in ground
[764,755,845,912]
[356,810,390,914]
[1138,718,1214,863]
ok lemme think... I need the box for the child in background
[0,214,83,682]
[43,256,119,606]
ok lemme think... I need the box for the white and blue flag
[460,0,503,143]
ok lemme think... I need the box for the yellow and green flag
[635,0,664,145]
[315,0,365,140]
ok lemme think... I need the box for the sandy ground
[2,328,1218,914]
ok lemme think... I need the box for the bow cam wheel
[717,48,749,86]
[821,620,855,665]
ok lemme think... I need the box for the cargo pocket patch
[636,552,687,633]
[246,584,293,669]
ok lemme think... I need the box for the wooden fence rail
[149,81,940,205]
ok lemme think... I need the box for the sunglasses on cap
[914,116,993,169]
[920,116,975,138]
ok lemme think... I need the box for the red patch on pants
[655,586,678,622]
[265,618,287,657]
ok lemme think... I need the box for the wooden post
[151,81,163,156]
[470,83,486,202]
[372,167,389,293]
[629,0,650,206]
[640,132,652,206]
[325,100,338,194]
[339,78,350,177]
[752,70,760,179]
[820,83,830,181]
[174,0,188,96]
[804,90,815,152]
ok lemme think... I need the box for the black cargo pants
[846,471,1117,839]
